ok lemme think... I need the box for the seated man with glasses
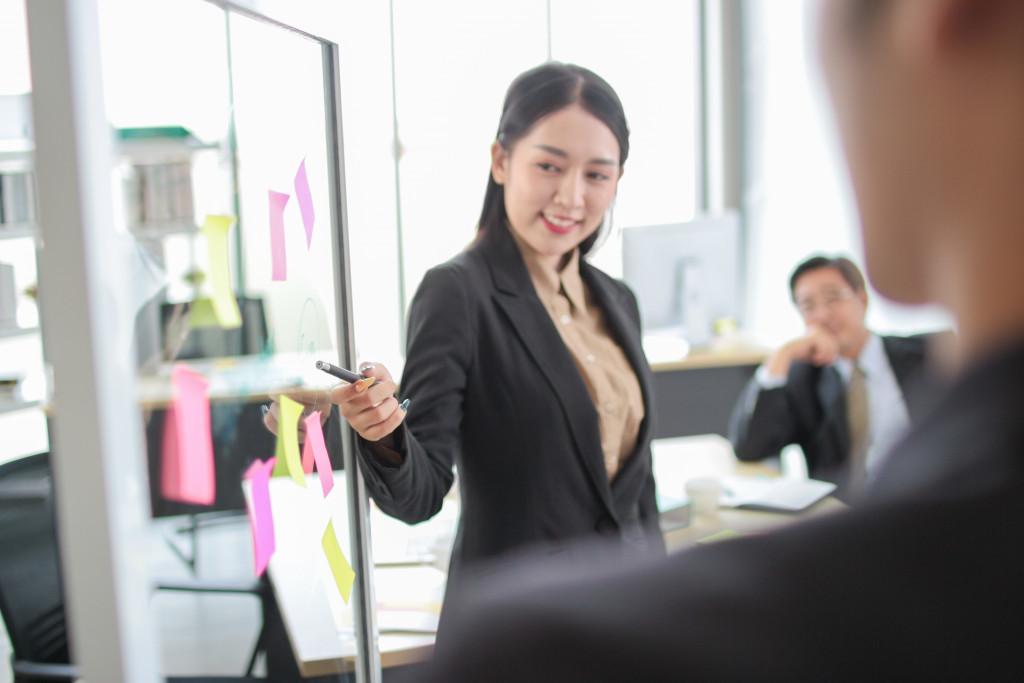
[728,255,943,502]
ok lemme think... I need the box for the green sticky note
[200,214,241,329]
[322,520,356,604]
[271,395,306,488]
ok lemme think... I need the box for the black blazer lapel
[478,229,616,514]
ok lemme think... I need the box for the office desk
[651,435,845,553]
[260,472,455,677]
[263,439,839,676]
[135,353,333,409]
[651,348,766,439]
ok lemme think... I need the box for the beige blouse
[516,240,645,480]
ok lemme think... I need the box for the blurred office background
[0,0,951,679]
[0,0,952,466]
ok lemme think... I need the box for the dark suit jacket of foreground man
[728,333,936,499]
[412,338,1024,681]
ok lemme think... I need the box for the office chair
[0,452,270,682]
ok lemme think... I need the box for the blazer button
[594,518,618,537]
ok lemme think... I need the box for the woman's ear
[490,139,507,185]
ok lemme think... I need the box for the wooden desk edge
[299,636,435,677]
[651,349,768,372]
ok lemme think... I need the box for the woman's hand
[332,362,406,444]
[262,388,332,443]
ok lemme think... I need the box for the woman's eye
[588,172,610,181]
[537,162,559,172]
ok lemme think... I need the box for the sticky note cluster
[268,157,317,282]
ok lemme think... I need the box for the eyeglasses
[795,288,855,317]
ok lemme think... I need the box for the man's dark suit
[415,338,1024,682]
[353,225,664,601]
[729,334,934,498]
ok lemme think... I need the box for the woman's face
[491,103,622,268]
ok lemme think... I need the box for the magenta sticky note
[268,190,290,281]
[294,158,315,249]
[244,457,277,576]
[303,411,334,497]
[161,365,215,505]
[301,435,315,475]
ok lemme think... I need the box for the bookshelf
[0,134,46,462]
[0,120,225,462]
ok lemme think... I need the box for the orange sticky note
[322,520,355,604]
[161,365,215,505]
[302,411,334,497]
[271,395,306,487]
[243,457,276,576]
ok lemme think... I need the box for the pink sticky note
[268,190,290,281]
[303,411,334,497]
[161,365,215,505]
[301,435,315,475]
[294,158,315,249]
[244,457,277,576]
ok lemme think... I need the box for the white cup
[686,478,723,516]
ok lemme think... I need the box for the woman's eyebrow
[533,144,618,166]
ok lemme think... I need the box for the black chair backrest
[0,452,70,667]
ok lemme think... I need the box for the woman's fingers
[351,396,407,442]
[262,389,331,441]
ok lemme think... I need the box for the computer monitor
[622,213,741,349]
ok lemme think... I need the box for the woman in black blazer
[333,63,665,599]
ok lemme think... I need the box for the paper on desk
[303,411,334,497]
[376,609,440,634]
[322,520,356,604]
[719,476,836,513]
[268,190,290,281]
[273,395,307,488]
[294,158,315,249]
[200,215,241,329]
[244,457,277,576]
[160,364,215,505]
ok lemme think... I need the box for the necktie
[846,364,870,497]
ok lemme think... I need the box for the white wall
[742,0,952,349]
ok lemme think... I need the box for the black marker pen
[314,360,410,412]
[315,360,378,385]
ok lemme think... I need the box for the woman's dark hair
[476,62,629,257]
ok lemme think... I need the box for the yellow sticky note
[271,395,306,488]
[201,214,242,329]
[322,520,355,604]
[187,297,219,329]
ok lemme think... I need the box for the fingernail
[355,377,375,392]
[400,398,411,412]
[261,404,269,416]
[359,363,375,374]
